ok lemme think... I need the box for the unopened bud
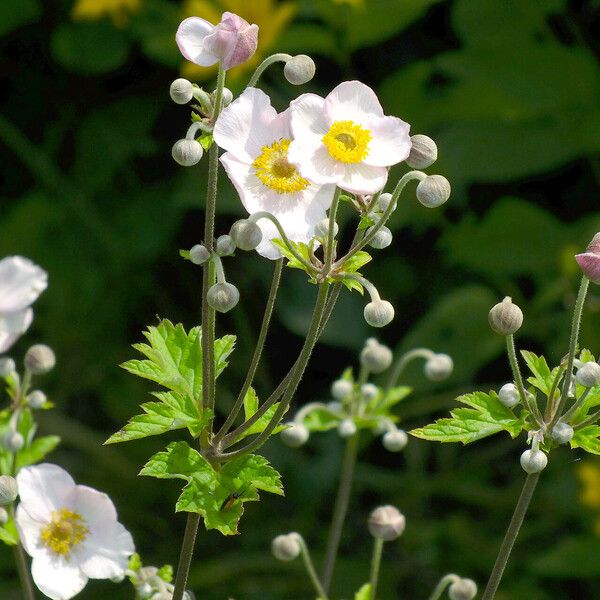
[24,344,56,375]
[551,422,574,445]
[575,232,600,284]
[216,235,236,256]
[424,353,453,381]
[222,87,234,106]
[488,297,523,335]
[382,429,408,452]
[0,475,18,505]
[327,401,343,413]
[576,361,600,388]
[27,390,47,409]
[0,358,16,377]
[271,533,301,561]
[520,449,547,474]
[169,78,194,104]
[368,505,406,541]
[189,244,210,265]
[416,175,450,208]
[406,134,438,169]
[377,192,396,213]
[498,383,520,408]
[172,139,203,167]
[0,507,8,524]
[2,431,24,452]
[230,219,263,251]
[284,55,316,85]
[207,282,240,313]
[280,422,309,448]
[314,218,338,239]
[367,226,393,250]
[338,418,357,438]
[137,583,153,599]
[360,338,393,373]
[448,578,478,600]
[361,383,378,400]
[364,300,395,328]
[331,379,353,400]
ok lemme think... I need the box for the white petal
[213,87,278,162]
[0,256,47,312]
[339,163,388,195]
[77,521,134,580]
[0,308,33,353]
[16,504,45,556]
[364,115,411,167]
[16,464,76,522]
[31,550,88,600]
[290,93,329,138]
[324,81,384,125]
[175,17,218,66]
[72,485,118,529]
[288,138,344,185]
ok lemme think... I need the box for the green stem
[428,574,459,600]
[324,188,341,271]
[369,537,384,600]
[297,535,329,600]
[562,387,591,423]
[506,335,542,424]
[384,348,435,395]
[320,432,360,593]
[481,473,540,600]
[172,513,201,600]
[247,53,292,87]
[13,543,35,600]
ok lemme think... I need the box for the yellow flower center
[41,508,89,556]
[322,120,371,163]
[253,138,309,194]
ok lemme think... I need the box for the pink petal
[576,252,600,284]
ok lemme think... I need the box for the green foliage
[233,387,285,441]
[0,517,19,546]
[411,391,526,444]
[271,239,317,279]
[0,0,40,36]
[140,441,283,535]
[571,426,600,455]
[355,583,372,600]
[521,350,560,397]
[336,251,372,294]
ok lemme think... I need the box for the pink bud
[576,233,600,284]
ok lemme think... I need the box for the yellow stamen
[41,508,88,556]
[253,138,309,194]
[322,120,371,163]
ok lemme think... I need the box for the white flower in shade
[288,81,411,195]
[15,464,134,600]
[0,256,47,353]
[213,87,336,259]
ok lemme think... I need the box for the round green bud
[207,282,240,313]
[284,55,316,85]
[424,353,453,381]
[189,244,210,265]
[416,175,451,208]
[448,578,478,600]
[2,431,24,452]
[360,338,393,373]
[367,226,393,249]
[25,344,56,375]
[361,383,378,400]
[488,297,523,336]
[377,192,396,213]
[406,134,438,169]
[364,300,395,328]
[0,507,8,524]
[499,383,520,408]
[169,78,194,104]
[222,87,234,106]
[0,358,16,377]
[271,532,301,561]
[216,234,236,256]
[338,418,357,438]
[331,379,353,400]
[382,429,408,452]
[27,390,47,409]
[368,505,406,541]
[520,449,547,474]
[280,422,309,448]
[551,422,574,445]
[230,219,263,251]
[172,139,203,167]
[576,361,600,388]
[0,475,18,506]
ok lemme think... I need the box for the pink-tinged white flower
[576,232,600,284]
[176,12,258,71]
[288,81,411,195]
[0,256,47,354]
[16,464,134,600]
[213,87,336,259]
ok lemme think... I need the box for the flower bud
[416,175,450,208]
[575,232,600,284]
[27,390,47,409]
[424,353,453,381]
[406,134,438,169]
[207,282,240,313]
[377,192,395,213]
[360,338,393,373]
[0,358,16,377]
[172,139,203,167]
[361,383,378,400]
[576,361,600,388]
[137,583,153,599]
[222,87,234,106]
[189,244,210,265]
[382,429,408,452]
[338,418,357,438]
[284,54,316,85]
[551,422,574,445]
[498,383,520,408]
[520,449,548,474]
[169,78,194,104]
[488,297,523,336]
[280,422,309,448]
[0,507,8,524]
[314,218,338,239]
[327,401,343,413]
[24,344,56,375]
[153,594,172,600]
[2,431,24,452]
[216,234,236,256]
[230,219,263,251]
[448,578,478,600]
[364,300,395,328]
[368,505,406,541]
[271,533,301,561]
[331,379,353,400]
[367,226,393,250]
[0,475,18,505]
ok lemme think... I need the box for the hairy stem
[172,513,201,600]
[13,542,35,600]
[481,473,540,600]
[384,348,435,395]
[506,335,543,424]
[428,574,459,600]
[297,535,329,600]
[321,432,360,593]
[247,53,292,88]
[369,537,384,600]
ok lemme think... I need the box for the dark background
[2,0,600,598]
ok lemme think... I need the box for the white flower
[0,256,47,353]
[15,464,134,600]
[213,87,336,259]
[288,81,411,195]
